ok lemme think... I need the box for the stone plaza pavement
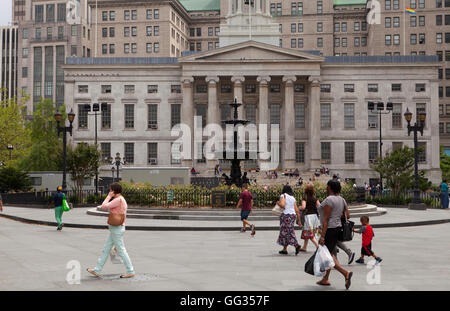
[1,205,450,229]
[0,214,450,291]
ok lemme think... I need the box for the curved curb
[1,213,450,231]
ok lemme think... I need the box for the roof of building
[65,57,179,65]
[178,0,220,11]
[333,0,367,6]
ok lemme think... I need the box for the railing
[1,190,106,206]
[366,190,442,208]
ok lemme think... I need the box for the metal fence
[1,190,106,205]
[366,190,442,208]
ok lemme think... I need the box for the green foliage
[19,99,65,171]
[372,147,416,198]
[440,145,450,182]
[0,90,31,166]
[86,194,107,204]
[67,143,100,194]
[0,166,32,193]
[117,181,356,207]
[68,195,80,204]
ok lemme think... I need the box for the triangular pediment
[179,41,324,63]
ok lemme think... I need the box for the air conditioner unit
[369,122,377,128]
[149,158,158,165]
[149,124,158,130]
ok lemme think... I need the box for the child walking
[236,183,256,236]
[354,216,382,264]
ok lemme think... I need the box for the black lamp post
[404,108,427,210]
[54,109,76,191]
[7,144,13,161]
[108,152,126,181]
[111,166,116,183]
[368,101,393,190]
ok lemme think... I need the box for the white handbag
[272,204,284,216]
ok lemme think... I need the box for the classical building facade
[63,40,441,184]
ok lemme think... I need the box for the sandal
[279,250,288,255]
[87,268,100,277]
[345,271,353,290]
[316,280,331,286]
[120,273,136,279]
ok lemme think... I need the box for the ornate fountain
[221,98,253,186]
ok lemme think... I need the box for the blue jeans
[441,192,449,209]
[94,225,134,274]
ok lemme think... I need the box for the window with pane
[101,104,111,129]
[57,3,66,21]
[78,104,88,129]
[148,85,158,93]
[419,16,425,26]
[354,22,360,31]
[344,84,355,92]
[317,23,323,32]
[386,0,391,9]
[342,22,347,32]
[101,143,111,163]
[35,5,43,22]
[321,104,331,129]
[344,103,355,129]
[368,142,379,162]
[197,104,207,128]
[124,143,134,164]
[317,0,323,13]
[437,33,443,43]
[392,103,402,128]
[221,84,232,93]
[411,16,417,27]
[246,104,256,124]
[298,38,304,48]
[101,85,111,94]
[393,17,400,27]
[295,142,305,163]
[385,17,391,28]
[270,84,281,93]
[368,110,378,128]
[298,23,303,32]
[321,142,331,163]
[345,142,355,163]
[147,9,152,19]
[418,142,426,162]
[171,142,182,164]
[221,104,231,122]
[385,35,392,45]
[416,103,426,127]
[171,104,181,128]
[124,104,135,128]
[270,104,281,125]
[415,84,425,92]
[320,84,331,93]
[295,103,305,128]
[148,143,158,164]
[148,104,158,129]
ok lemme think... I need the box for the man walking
[236,183,256,236]
[49,187,65,230]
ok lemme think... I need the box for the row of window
[78,103,181,131]
[333,21,367,33]
[189,27,220,37]
[100,42,161,55]
[81,82,423,96]
[439,122,450,134]
[334,37,367,48]
[295,141,426,164]
[384,0,425,10]
[33,3,66,23]
[99,142,170,165]
[320,83,425,93]
[102,9,160,22]
[101,26,160,38]
[24,25,78,41]
[271,1,323,16]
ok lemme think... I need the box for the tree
[372,147,415,197]
[19,99,65,171]
[67,143,100,196]
[440,145,450,182]
[0,166,32,193]
[0,90,31,166]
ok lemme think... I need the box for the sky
[0,1,12,26]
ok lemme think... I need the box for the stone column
[256,0,262,14]
[257,75,271,169]
[231,76,245,118]
[283,75,296,169]
[308,76,321,169]
[265,0,270,16]
[206,76,220,170]
[237,0,243,14]
[227,0,233,16]
[181,76,194,168]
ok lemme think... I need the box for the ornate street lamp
[404,108,427,210]
[108,153,126,181]
[54,109,75,191]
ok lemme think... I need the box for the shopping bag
[272,204,284,216]
[62,194,71,212]
[304,250,317,276]
[313,245,335,277]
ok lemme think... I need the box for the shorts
[361,243,374,256]
[324,227,340,256]
[241,210,251,221]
